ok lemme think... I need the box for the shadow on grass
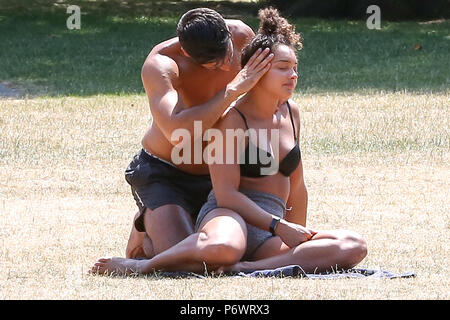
[0,0,448,96]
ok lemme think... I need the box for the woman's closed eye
[277,63,297,71]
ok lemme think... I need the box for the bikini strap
[286,101,298,142]
[232,107,250,130]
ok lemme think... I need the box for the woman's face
[257,44,298,99]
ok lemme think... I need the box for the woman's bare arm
[208,110,312,247]
[208,110,274,231]
[284,99,308,226]
[286,160,308,226]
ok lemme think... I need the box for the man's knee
[144,205,195,254]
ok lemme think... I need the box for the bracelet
[269,216,281,236]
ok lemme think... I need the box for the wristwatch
[269,216,281,236]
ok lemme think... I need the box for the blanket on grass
[156,265,416,279]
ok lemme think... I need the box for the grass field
[0,0,449,300]
[1,0,449,95]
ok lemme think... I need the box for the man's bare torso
[141,20,252,175]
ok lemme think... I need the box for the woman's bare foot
[90,257,145,276]
[217,262,246,274]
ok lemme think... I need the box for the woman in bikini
[91,8,367,275]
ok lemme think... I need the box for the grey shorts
[195,188,286,261]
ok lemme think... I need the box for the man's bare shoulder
[226,19,254,35]
[226,19,255,47]
[142,37,181,80]
[142,54,179,79]
[141,54,180,94]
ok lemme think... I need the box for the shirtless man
[124,8,277,259]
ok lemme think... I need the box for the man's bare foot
[90,257,145,276]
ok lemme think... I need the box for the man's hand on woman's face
[226,48,274,97]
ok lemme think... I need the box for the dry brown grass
[0,92,448,299]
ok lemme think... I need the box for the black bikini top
[233,101,301,178]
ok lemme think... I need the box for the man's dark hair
[177,8,231,64]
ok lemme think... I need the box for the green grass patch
[0,1,449,96]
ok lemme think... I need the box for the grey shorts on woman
[195,189,286,261]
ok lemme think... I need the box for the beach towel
[156,265,416,279]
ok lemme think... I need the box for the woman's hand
[275,219,317,248]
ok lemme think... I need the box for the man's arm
[141,49,273,146]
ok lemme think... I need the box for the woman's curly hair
[241,7,302,67]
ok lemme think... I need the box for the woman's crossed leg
[223,229,367,274]
[90,208,247,276]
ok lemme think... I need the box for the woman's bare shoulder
[287,98,302,140]
[214,105,247,132]
[288,99,301,124]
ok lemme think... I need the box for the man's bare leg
[91,205,196,275]
[142,235,154,258]
[125,211,154,259]
[126,204,194,259]
[143,204,195,255]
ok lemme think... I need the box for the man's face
[201,39,234,71]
